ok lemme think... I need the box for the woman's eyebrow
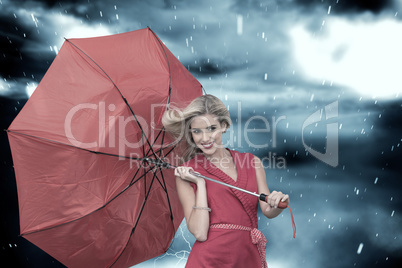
[192,125,217,129]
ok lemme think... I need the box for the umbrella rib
[6,129,143,161]
[8,130,176,185]
[8,129,179,179]
[153,129,177,235]
[20,166,156,236]
[109,167,161,267]
[65,38,160,162]
[142,127,176,227]
[148,27,172,105]
[158,169,174,221]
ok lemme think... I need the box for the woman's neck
[204,147,230,161]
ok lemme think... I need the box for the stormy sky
[1,0,401,267]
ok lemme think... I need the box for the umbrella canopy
[7,27,202,267]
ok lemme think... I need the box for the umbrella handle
[258,193,288,208]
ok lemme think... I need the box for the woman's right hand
[174,166,203,184]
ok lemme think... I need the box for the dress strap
[210,224,268,268]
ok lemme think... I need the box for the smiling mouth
[201,141,214,149]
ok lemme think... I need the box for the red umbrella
[7,28,202,267]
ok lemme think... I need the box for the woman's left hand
[265,190,289,211]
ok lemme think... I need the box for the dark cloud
[0,16,30,78]
[186,58,237,77]
[295,0,394,14]
[28,0,82,8]
[0,5,55,81]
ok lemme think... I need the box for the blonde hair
[162,94,231,162]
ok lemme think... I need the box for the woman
[162,94,289,268]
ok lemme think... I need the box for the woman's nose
[201,131,210,141]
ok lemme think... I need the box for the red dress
[184,149,267,268]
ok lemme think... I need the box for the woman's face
[189,114,226,156]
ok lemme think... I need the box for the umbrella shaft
[189,171,260,198]
[164,161,260,198]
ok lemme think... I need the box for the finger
[267,194,276,207]
[274,195,283,208]
[281,194,289,202]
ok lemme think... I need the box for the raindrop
[237,15,243,36]
[391,210,395,217]
[374,177,378,184]
[357,243,364,254]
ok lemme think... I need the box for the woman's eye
[191,129,200,134]
[207,126,217,132]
